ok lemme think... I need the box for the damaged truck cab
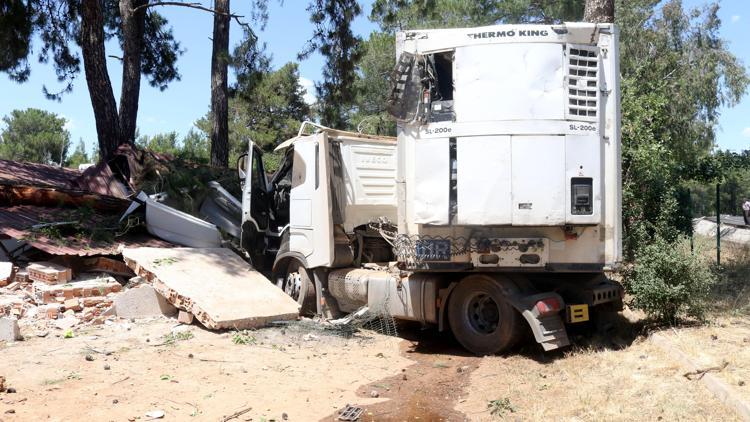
[227,22,623,355]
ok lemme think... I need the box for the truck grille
[566,45,599,121]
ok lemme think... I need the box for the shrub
[623,236,716,323]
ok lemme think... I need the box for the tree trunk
[80,0,120,161]
[118,0,148,146]
[210,0,230,168]
[583,0,614,23]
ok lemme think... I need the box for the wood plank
[122,247,299,329]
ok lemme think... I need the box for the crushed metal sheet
[0,205,172,256]
[0,159,80,189]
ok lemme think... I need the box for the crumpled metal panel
[0,205,171,256]
[0,159,80,189]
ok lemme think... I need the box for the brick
[13,269,28,284]
[64,298,82,312]
[27,262,72,284]
[38,305,59,320]
[5,282,19,291]
[0,318,20,341]
[82,296,106,307]
[177,311,194,325]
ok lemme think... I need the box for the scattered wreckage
[0,144,299,340]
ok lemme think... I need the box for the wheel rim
[466,293,500,334]
[284,271,302,301]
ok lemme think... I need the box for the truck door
[288,133,334,267]
[240,142,269,242]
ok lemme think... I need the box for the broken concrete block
[0,318,21,341]
[54,316,78,331]
[177,311,194,325]
[27,262,72,284]
[114,285,177,319]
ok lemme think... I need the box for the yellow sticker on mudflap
[567,304,589,323]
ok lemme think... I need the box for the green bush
[623,236,716,323]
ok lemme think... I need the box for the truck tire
[448,276,523,355]
[276,258,317,316]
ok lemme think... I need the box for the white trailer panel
[456,135,512,225]
[511,136,566,226]
[454,43,565,122]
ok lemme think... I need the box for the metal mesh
[367,217,529,267]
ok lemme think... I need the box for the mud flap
[505,291,570,352]
[521,311,570,351]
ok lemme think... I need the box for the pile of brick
[31,273,122,324]
[0,260,129,335]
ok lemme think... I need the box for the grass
[693,236,750,316]
[232,330,257,345]
[487,398,515,417]
[162,331,194,345]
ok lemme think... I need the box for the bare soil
[0,311,748,421]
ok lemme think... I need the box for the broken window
[427,51,455,122]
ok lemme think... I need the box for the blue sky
[0,0,748,156]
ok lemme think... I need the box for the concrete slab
[0,317,20,341]
[122,247,299,330]
[114,285,177,318]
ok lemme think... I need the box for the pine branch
[132,1,250,29]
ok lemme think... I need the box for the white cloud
[62,115,75,131]
[298,76,317,105]
[742,127,750,137]
[731,15,740,23]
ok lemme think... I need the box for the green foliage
[0,0,33,81]
[487,397,515,417]
[137,131,180,156]
[0,1,183,99]
[622,236,716,323]
[616,0,748,257]
[350,31,397,136]
[135,129,210,164]
[370,0,584,32]
[301,0,363,127]
[198,61,310,170]
[232,330,257,345]
[0,108,70,164]
[162,330,194,346]
[65,139,91,168]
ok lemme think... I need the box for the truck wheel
[276,259,316,316]
[448,276,523,355]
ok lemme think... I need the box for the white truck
[205,22,623,355]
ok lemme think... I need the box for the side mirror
[387,52,425,123]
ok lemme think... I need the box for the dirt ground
[1,307,749,422]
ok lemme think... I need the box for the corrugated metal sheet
[0,205,172,256]
[0,159,80,189]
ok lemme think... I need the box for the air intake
[566,45,599,121]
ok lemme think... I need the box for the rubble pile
[0,258,147,339]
